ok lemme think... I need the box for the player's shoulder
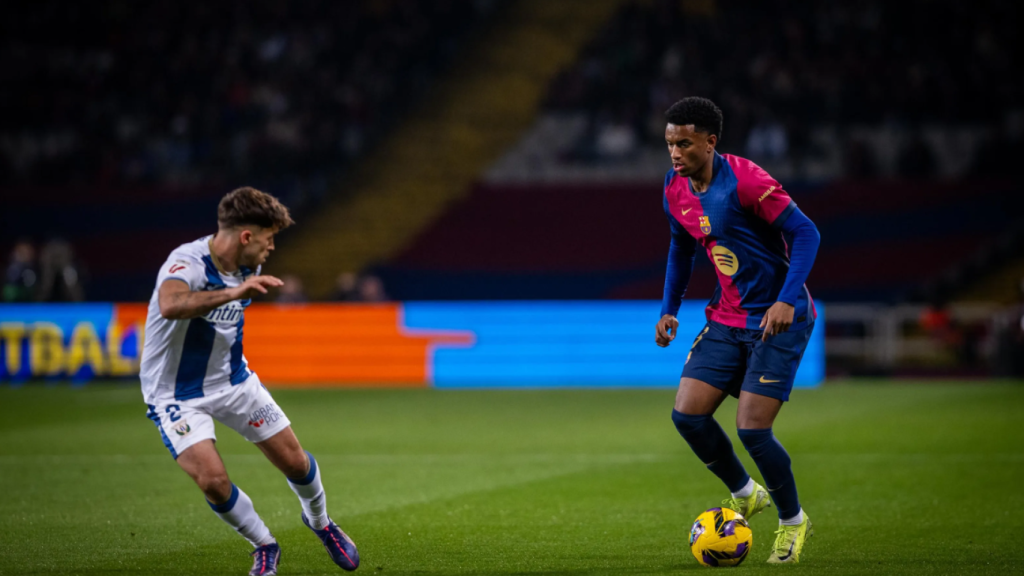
[720,154,782,205]
[166,235,213,263]
[720,154,772,184]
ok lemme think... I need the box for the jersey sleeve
[732,156,796,228]
[156,252,205,291]
[660,194,697,318]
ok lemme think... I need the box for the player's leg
[735,391,798,520]
[255,427,327,529]
[219,374,359,571]
[737,323,815,563]
[176,440,278,549]
[672,323,752,498]
[146,400,280,575]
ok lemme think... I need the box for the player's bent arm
[774,206,820,306]
[158,280,240,320]
[157,276,282,319]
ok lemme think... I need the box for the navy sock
[671,410,750,493]
[737,428,801,520]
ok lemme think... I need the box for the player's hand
[232,275,284,300]
[655,314,679,347]
[760,301,795,341]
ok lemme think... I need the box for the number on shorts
[165,404,181,422]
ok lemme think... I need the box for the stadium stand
[3,0,1021,304]
[374,0,1024,303]
[1,0,500,300]
[512,0,1022,181]
[375,180,1021,302]
[272,0,627,298]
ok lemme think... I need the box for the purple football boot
[248,543,280,576]
[302,513,359,571]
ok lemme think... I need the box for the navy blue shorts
[679,319,814,402]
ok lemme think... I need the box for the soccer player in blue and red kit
[655,97,819,564]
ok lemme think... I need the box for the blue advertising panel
[403,301,825,388]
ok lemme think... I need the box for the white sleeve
[156,252,206,291]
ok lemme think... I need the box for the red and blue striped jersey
[663,153,816,331]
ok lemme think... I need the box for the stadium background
[1,1,1022,574]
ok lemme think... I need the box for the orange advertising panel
[241,304,474,387]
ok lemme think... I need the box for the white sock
[209,484,276,547]
[780,508,804,526]
[731,478,755,499]
[288,451,331,530]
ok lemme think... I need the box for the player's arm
[158,275,283,320]
[657,195,697,347]
[760,207,820,340]
[733,159,821,340]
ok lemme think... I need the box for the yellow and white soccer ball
[689,507,753,567]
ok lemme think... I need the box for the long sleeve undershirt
[775,205,820,306]
[660,196,697,318]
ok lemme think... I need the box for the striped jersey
[140,236,256,403]
[663,153,816,331]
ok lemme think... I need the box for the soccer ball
[689,507,753,567]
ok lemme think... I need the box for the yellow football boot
[721,481,771,520]
[766,514,813,564]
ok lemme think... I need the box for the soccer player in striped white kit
[140,187,358,575]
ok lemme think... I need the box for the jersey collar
[687,152,724,197]
[207,237,235,275]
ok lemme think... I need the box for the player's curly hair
[665,97,723,139]
[218,187,295,230]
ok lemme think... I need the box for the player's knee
[281,451,310,480]
[737,428,787,462]
[672,409,709,435]
[196,471,232,502]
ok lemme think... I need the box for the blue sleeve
[776,205,820,306]
[660,195,697,317]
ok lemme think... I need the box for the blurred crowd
[274,271,389,304]
[0,0,495,205]
[3,237,392,305]
[544,0,1022,176]
[3,239,86,303]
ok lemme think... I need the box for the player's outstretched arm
[158,276,283,320]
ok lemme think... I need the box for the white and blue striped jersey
[140,236,259,403]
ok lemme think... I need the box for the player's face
[666,124,716,177]
[240,226,278,267]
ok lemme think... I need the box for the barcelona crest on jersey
[699,215,712,235]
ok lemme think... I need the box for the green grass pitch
[1,381,1022,575]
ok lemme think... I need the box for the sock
[288,451,330,530]
[737,428,801,521]
[671,410,750,493]
[780,508,804,526]
[208,484,275,547]
[731,477,755,499]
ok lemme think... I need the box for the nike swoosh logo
[759,376,781,383]
[681,208,692,215]
[778,539,796,561]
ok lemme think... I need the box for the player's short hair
[217,187,295,230]
[665,97,723,139]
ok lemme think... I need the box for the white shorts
[145,372,291,459]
